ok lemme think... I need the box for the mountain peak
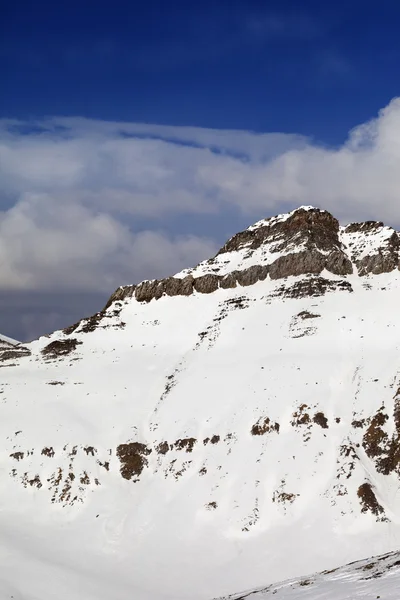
[246,205,329,232]
[109,206,399,306]
[4,207,400,599]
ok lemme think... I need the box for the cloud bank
[1,98,400,296]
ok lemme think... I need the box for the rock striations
[102,206,400,309]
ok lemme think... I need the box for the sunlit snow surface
[2,263,400,597]
[218,549,400,599]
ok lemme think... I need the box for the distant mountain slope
[0,332,19,347]
[2,206,400,599]
[216,549,400,600]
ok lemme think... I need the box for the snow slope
[217,549,400,600]
[0,332,19,347]
[2,207,400,599]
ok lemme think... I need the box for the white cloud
[0,193,217,292]
[1,99,400,293]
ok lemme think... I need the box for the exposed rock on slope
[98,207,398,306]
[3,205,400,600]
[216,548,400,600]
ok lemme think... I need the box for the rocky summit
[3,206,400,600]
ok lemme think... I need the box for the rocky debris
[10,452,24,461]
[352,418,366,428]
[80,313,104,333]
[297,310,321,320]
[63,305,125,336]
[313,412,329,429]
[156,441,170,455]
[41,447,55,458]
[83,446,96,456]
[203,435,220,445]
[0,345,31,362]
[362,409,389,461]
[336,443,358,481]
[291,404,311,427]
[21,473,42,489]
[174,438,197,452]
[80,472,90,485]
[42,338,82,359]
[116,442,152,480]
[357,482,386,519]
[362,395,400,478]
[273,490,298,504]
[251,417,280,435]
[272,277,354,299]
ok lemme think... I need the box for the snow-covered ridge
[0,333,20,347]
[3,205,400,600]
[103,206,400,307]
[246,204,326,232]
[216,548,400,600]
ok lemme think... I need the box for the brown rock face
[236,265,269,286]
[218,207,341,256]
[116,442,152,480]
[220,272,238,289]
[357,482,385,518]
[160,277,184,296]
[135,280,161,303]
[269,250,326,280]
[193,274,220,294]
[218,208,353,280]
[103,285,136,310]
[42,338,82,358]
[344,223,400,276]
[89,207,400,315]
[326,251,353,276]
[357,252,398,276]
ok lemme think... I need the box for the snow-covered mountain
[2,205,400,600]
[218,548,400,600]
[0,332,20,348]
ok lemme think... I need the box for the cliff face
[3,206,400,600]
[98,207,399,311]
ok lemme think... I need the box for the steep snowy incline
[216,548,400,600]
[0,332,19,347]
[2,207,400,599]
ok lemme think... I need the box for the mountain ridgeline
[3,206,400,600]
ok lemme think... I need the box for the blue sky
[2,0,400,340]
[2,0,400,142]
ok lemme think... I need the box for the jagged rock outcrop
[193,274,220,294]
[343,221,400,276]
[236,265,269,286]
[63,207,400,315]
[103,285,136,310]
